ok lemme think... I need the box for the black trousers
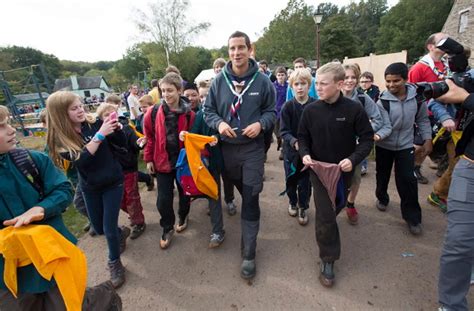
[375,146,422,225]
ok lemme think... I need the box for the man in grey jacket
[375,62,432,235]
[204,31,276,279]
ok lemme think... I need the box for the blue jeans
[438,158,474,310]
[83,184,124,261]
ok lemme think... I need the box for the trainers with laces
[108,259,126,289]
[160,229,174,249]
[427,192,447,212]
[361,165,368,176]
[119,226,131,253]
[208,231,225,248]
[346,207,358,225]
[375,200,387,212]
[408,223,423,236]
[414,166,429,184]
[176,216,188,233]
[298,208,308,226]
[319,261,335,288]
[226,201,237,216]
[130,223,146,240]
[288,204,297,217]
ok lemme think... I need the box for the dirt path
[79,145,474,310]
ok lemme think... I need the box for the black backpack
[356,89,366,107]
[8,148,44,200]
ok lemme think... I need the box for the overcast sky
[1,0,398,62]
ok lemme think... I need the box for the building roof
[53,76,111,92]
[13,92,49,104]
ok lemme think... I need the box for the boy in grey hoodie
[375,62,432,235]
[204,31,276,280]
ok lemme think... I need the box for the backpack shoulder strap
[9,148,44,199]
[151,104,159,134]
[379,91,390,113]
[356,89,366,107]
[415,93,425,116]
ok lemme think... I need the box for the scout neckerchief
[419,54,450,79]
[222,69,259,125]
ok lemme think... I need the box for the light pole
[313,11,323,69]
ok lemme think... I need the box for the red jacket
[143,101,195,173]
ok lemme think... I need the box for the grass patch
[63,205,88,238]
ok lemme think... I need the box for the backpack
[8,148,44,200]
[175,148,209,198]
[356,89,366,107]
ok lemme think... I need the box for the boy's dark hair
[384,62,408,80]
[160,72,183,91]
[293,57,306,67]
[183,81,198,92]
[151,79,159,88]
[228,31,251,49]
[360,71,374,81]
[275,66,287,75]
[259,60,268,66]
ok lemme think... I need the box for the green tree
[134,0,210,66]
[170,46,212,81]
[115,45,150,82]
[375,0,454,62]
[320,14,363,63]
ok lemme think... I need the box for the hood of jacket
[379,83,418,102]
[223,58,259,80]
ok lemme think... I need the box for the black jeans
[221,170,235,204]
[137,170,152,185]
[375,146,422,225]
[156,171,191,232]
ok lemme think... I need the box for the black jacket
[109,116,142,173]
[298,94,374,166]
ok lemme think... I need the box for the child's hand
[294,141,299,151]
[179,131,188,142]
[3,206,45,228]
[146,162,155,174]
[209,136,218,146]
[137,137,147,147]
[99,118,119,136]
[302,155,312,166]
[338,158,353,172]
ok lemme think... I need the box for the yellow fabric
[148,88,161,105]
[62,159,71,172]
[128,122,144,138]
[183,133,218,200]
[0,225,87,311]
[432,127,463,146]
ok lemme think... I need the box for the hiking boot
[288,204,297,217]
[319,261,335,288]
[226,201,237,216]
[208,232,225,249]
[408,223,423,236]
[427,192,447,213]
[298,208,308,226]
[160,229,174,249]
[375,200,387,212]
[130,223,146,240]
[240,259,256,279]
[176,216,188,233]
[346,207,358,225]
[146,177,155,191]
[119,226,131,254]
[414,166,429,184]
[107,259,125,289]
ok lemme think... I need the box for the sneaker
[119,226,131,254]
[427,192,447,213]
[226,201,237,216]
[83,222,91,232]
[346,207,358,225]
[240,259,256,279]
[88,226,97,237]
[279,152,284,161]
[361,165,368,176]
[160,229,174,249]
[208,232,225,248]
[414,166,429,184]
[130,223,146,240]
[107,259,126,289]
[146,177,155,191]
[408,223,423,236]
[319,261,335,288]
[298,208,308,226]
[288,204,297,217]
[176,216,188,233]
[375,200,387,212]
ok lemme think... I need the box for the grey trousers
[438,158,474,310]
[0,286,66,311]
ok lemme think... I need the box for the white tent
[194,68,215,84]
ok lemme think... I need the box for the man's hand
[374,134,381,141]
[338,158,353,172]
[3,206,45,228]
[437,79,469,104]
[442,119,456,132]
[218,122,237,138]
[242,122,262,138]
[423,140,433,156]
[302,155,312,166]
[146,162,155,174]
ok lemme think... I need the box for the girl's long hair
[46,91,94,168]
